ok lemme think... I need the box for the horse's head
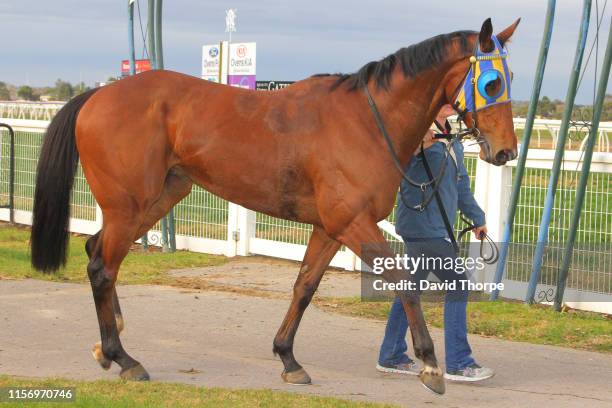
[447,18,520,165]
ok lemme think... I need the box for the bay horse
[30,18,519,394]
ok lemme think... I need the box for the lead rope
[419,143,460,253]
[421,139,498,263]
[457,214,499,264]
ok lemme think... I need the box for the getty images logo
[209,47,219,58]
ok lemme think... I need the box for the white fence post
[226,204,255,257]
[225,203,239,257]
[474,162,512,241]
[342,249,357,271]
[236,207,255,256]
[473,161,512,283]
[95,203,103,230]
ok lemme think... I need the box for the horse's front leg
[273,226,341,384]
[334,213,445,394]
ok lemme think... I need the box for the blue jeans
[377,238,475,372]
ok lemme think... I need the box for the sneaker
[376,360,421,376]
[444,363,495,382]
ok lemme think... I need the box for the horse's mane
[316,30,476,91]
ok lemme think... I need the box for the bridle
[451,35,513,160]
[449,54,493,162]
[364,39,510,263]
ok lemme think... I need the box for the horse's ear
[497,18,521,47]
[479,18,494,52]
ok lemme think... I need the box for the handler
[376,104,494,382]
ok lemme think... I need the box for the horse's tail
[31,88,99,273]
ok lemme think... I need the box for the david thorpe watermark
[371,278,503,292]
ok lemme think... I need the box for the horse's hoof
[91,342,112,370]
[281,368,311,385]
[120,364,150,381]
[420,366,446,395]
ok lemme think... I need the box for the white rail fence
[0,101,64,121]
[510,117,612,152]
[0,118,610,313]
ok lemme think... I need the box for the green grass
[317,296,612,353]
[0,376,396,408]
[0,224,226,284]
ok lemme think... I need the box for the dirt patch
[169,257,362,299]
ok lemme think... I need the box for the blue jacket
[395,141,486,239]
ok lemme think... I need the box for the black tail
[31,89,99,273]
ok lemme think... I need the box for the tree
[73,82,90,96]
[53,79,73,101]
[537,96,555,118]
[0,81,10,100]
[17,85,36,101]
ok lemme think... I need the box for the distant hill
[0,80,90,102]
[505,94,612,121]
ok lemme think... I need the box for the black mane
[318,30,475,91]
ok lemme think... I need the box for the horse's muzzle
[492,148,517,166]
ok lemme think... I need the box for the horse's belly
[181,152,319,225]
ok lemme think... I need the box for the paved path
[1,278,611,407]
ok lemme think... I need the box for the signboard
[256,81,294,91]
[202,44,222,83]
[228,42,256,89]
[121,59,152,77]
[202,42,256,89]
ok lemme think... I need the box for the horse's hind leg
[90,289,124,370]
[86,232,124,370]
[86,169,192,375]
[87,216,150,380]
[133,168,192,239]
[273,226,341,384]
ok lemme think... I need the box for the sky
[0,0,610,104]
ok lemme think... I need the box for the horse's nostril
[495,149,513,164]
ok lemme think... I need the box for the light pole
[128,0,136,75]
[225,9,237,85]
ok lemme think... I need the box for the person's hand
[472,225,487,240]
[415,129,436,154]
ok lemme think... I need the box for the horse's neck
[373,66,453,165]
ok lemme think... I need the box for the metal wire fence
[174,187,228,240]
[255,214,312,245]
[505,165,611,294]
[0,128,97,220]
[0,128,11,208]
[0,121,610,298]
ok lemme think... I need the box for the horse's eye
[484,78,501,97]
[477,70,505,100]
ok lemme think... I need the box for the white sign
[202,43,221,83]
[229,42,256,76]
[202,41,256,86]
